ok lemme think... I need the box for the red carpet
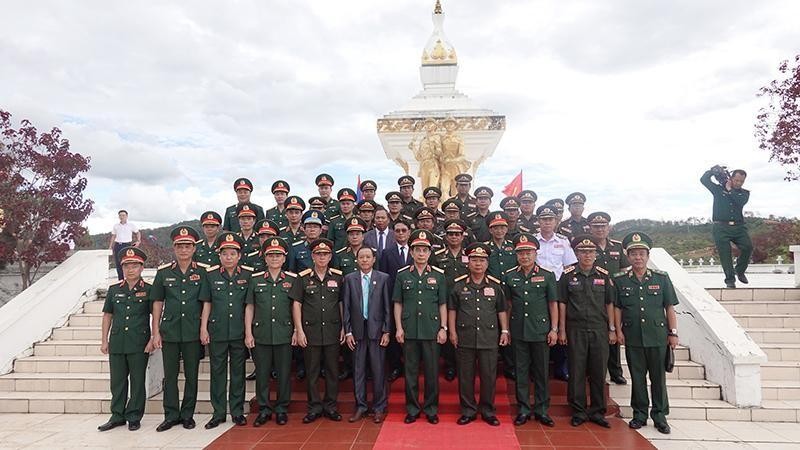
[373,373,520,450]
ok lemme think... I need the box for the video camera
[709,164,731,185]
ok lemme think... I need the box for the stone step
[51,326,101,341]
[68,313,104,327]
[82,301,106,314]
[615,397,800,422]
[734,314,800,328]
[758,343,800,362]
[621,360,706,380]
[762,380,800,400]
[707,288,800,302]
[620,346,690,362]
[760,361,800,381]
[747,328,800,344]
[13,355,258,374]
[33,340,104,357]
[720,301,800,315]
[0,372,253,393]
[608,378,720,400]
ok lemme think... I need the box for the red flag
[502,170,523,197]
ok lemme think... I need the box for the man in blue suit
[378,218,413,381]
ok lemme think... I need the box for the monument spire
[422,0,456,66]
[434,0,442,14]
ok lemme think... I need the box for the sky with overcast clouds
[2,0,799,234]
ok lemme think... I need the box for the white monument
[376,0,505,197]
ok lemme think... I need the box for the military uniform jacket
[326,213,356,251]
[333,246,375,276]
[518,215,540,235]
[289,267,344,346]
[239,232,261,268]
[448,194,477,215]
[595,239,629,274]
[388,212,414,229]
[558,265,613,331]
[290,240,314,274]
[150,261,205,342]
[265,206,289,229]
[200,265,253,341]
[503,265,557,343]
[279,226,306,246]
[193,239,220,268]
[700,170,749,223]
[558,217,590,239]
[613,269,679,348]
[401,198,424,217]
[466,211,491,243]
[433,247,468,291]
[103,279,152,354]
[487,239,517,279]
[223,203,265,233]
[449,274,507,350]
[246,270,299,346]
[323,198,340,219]
[392,265,447,341]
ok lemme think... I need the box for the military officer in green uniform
[98,246,153,432]
[485,211,518,379]
[195,211,222,268]
[433,219,469,381]
[245,237,298,427]
[501,196,523,240]
[614,232,679,435]
[559,192,590,238]
[386,191,414,227]
[290,238,345,423]
[315,173,340,218]
[236,203,261,268]
[587,212,629,385]
[448,173,477,215]
[448,242,510,426]
[253,219,292,273]
[223,178,265,233]
[360,179,378,202]
[393,229,448,424]
[414,207,445,254]
[517,190,539,234]
[308,196,326,212]
[291,210,326,274]
[150,227,206,432]
[701,166,752,288]
[557,235,616,429]
[280,196,306,245]
[503,233,558,427]
[423,186,446,232]
[398,175,423,217]
[466,186,493,242]
[357,199,377,230]
[327,188,358,251]
[265,180,290,230]
[199,232,253,429]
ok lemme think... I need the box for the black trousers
[567,328,608,420]
[112,242,131,280]
[304,344,339,414]
[456,346,498,418]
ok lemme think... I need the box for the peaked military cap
[571,234,598,251]
[310,238,334,254]
[536,205,557,218]
[398,175,415,187]
[256,219,280,236]
[414,207,437,221]
[233,178,253,192]
[236,203,257,218]
[171,226,200,245]
[200,211,222,226]
[455,173,473,184]
[545,198,564,212]
[518,190,538,202]
[566,192,586,205]
[337,188,357,202]
[216,232,244,251]
[346,217,367,233]
[486,211,509,228]
[385,191,402,203]
[441,198,463,212]
[119,246,147,265]
[465,242,491,258]
[474,186,494,198]
[284,195,306,211]
[307,196,325,210]
[409,229,433,248]
[360,179,377,191]
[443,219,467,233]
[315,173,334,187]
[622,231,653,252]
[302,210,326,226]
[500,197,520,210]
[513,232,540,251]
[357,199,376,212]
[271,180,290,194]
[587,211,611,226]
[423,186,442,198]
[261,236,289,255]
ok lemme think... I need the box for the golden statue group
[408,117,471,197]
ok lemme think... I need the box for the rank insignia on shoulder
[504,266,519,274]
[196,262,210,268]
[206,265,220,272]
[329,268,343,275]
[252,271,265,277]
[284,271,297,277]
[397,265,410,272]
[595,266,609,275]
[563,265,576,274]
[487,274,501,284]
[241,265,254,271]
[431,265,444,274]
[157,262,172,270]
[299,268,313,277]
[454,274,468,283]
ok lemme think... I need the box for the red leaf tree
[756,54,800,181]
[0,110,94,289]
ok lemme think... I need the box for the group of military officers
[98,172,679,435]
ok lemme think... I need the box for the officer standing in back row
[223,178,265,233]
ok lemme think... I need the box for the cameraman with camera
[701,166,753,288]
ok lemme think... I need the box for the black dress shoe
[513,414,529,426]
[555,372,570,382]
[737,272,749,284]
[444,368,456,381]
[205,417,226,429]
[655,422,671,434]
[589,416,610,428]
[97,420,125,432]
[302,413,320,424]
[253,413,271,427]
[276,413,288,425]
[319,369,326,379]
[337,370,352,381]
[388,369,401,382]
[182,418,195,429]
[324,410,342,421]
[535,414,555,427]
[725,281,736,288]
[628,418,646,429]
[296,368,306,380]
[457,415,475,425]
[246,370,257,381]
[128,421,140,431]
[570,416,586,427]
[426,414,439,424]
[271,370,278,379]
[232,415,247,426]
[483,416,500,426]
[503,369,516,380]
[403,413,418,424]
[156,419,181,432]
[610,375,627,385]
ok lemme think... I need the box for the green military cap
[441,198,463,212]
[486,211,510,228]
[357,199,376,212]
[271,180,290,194]
[284,195,306,211]
[455,173,473,184]
[385,191,402,203]
[513,232,540,251]
[474,186,493,198]
[302,210,326,226]
[423,186,442,198]
[443,219,467,233]
[236,203,257,218]
[315,173,334,186]
[622,231,653,252]
[536,205,557,218]
[571,234,598,251]
[233,178,253,192]
[566,192,586,205]
[307,196,325,210]
[119,246,147,265]
[261,236,289,255]
[256,219,280,236]
[216,231,245,252]
[309,238,334,253]
[346,217,368,233]
[414,206,437,221]
[587,211,611,226]
[360,179,377,191]
[398,175,415,187]
[200,211,222,226]
[337,188,357,202]
[500,196,520,210]
[518,190,537,202]
[544,198,564,212]
[409,229,433,248]
[170,226,200,245]
[465,242,491,258]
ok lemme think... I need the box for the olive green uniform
[238,232,260,268]
[558,217,589,239]
[223,203,265,233]
[200,265,252,420]
[614,269,679,424]
[401,198,424,217]
[265,206,289,230]
[289,267,344,415]
[103,279,152,423]
[518,215,540,235]
[558,264,614,420]
[247,270,299,415]
[449,274,507,419]
[433,247,468,373]
[323,198,340,219]
[449,194,477,216]
[487,239,517,279]
[393,264,447,416]
[466,211,491,242]
[503,265,557,417]
[327,214,356,251]
[594,238,629,381]
[150,262,204,422]
[194,239,220,267]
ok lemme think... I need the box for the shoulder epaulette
[329,215,341,221]
[241,265,254,271]
[206,265,220,272]
[195,238,204,244]
[247,250,259,257]
[299,268,313,277]
[612,270,628,278]
[335,247,347,254]
[431,265,444,274]
[157,262,172,270]
[563,265,576,274]
[609,239,622,244]
[397,265,411,273]
[504,265,519,275]
[487,274,501,284]
[284,271,297,278]
[555,233,569,239]
[252,271,265,277]
[466,212,477,218]
[292,240,304,246]
[196,262,210,268]
[329,268,343,275]
[279,226,287,232]
[434,248,446,255]
[454,274,469,283]
[652,269,668,276]
[112,279,125,288]
[519,226,530,232]
[538,266,553,274]
[595,266,609,275]
[402,214,414,221]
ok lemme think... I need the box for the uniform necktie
[378,231,385,255]
[362,274,370,319]
[399,246,405,262]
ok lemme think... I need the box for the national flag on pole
[356,175,363,202]
[502,170,523,197]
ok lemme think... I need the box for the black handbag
[665,346,675,373]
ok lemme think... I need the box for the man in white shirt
[108,210,140,280]
[364,208,396,261]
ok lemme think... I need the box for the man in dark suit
[364,208,396,261]
[343,247,391,424]
[378,219,413,381]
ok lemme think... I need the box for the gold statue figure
[408,118,443,192]
[439,117,471,196]
[407,117,470,196]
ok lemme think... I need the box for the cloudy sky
[2,0,799,233]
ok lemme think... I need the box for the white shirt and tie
[361,270,372,320]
